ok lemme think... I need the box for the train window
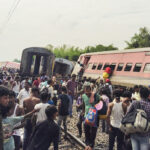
[117,63,124,71]
[124,63,132,71]
[144,63,150,73]
[133,63,142,72]
[110,63,116,71]
[103,63,109,70]
[92,64,97,70]
[97,63,103,70]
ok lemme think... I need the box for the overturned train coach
[20,47,55,77]
[53,58,75,76]
[72,47,150,87]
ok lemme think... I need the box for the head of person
[31,87,40,98]
[71,74,76,81]
[15,76,19,82]
[100,88,108,96]
[0,86,10,118]
[0,86,9,107]
[113,89,122,101]
[45,105,58,120]
[7,76,11,81]
[84,85,92,97]
[122,91,132,106]
[40,92,49,103]
[87,77,91,82]
[47,79,53,86]
[0,80,2,85]
[140,87,149,100]
[24,81,30,90]
[105,79,110,84]
[100,79,103,84]
[61,86,67,94]
[25,77,29,82]
[83,76,86,82]
[134,85,139,93]
[8,90,16,107]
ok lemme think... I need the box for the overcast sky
[0,0,150,61]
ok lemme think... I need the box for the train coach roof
[22,47,54,55]
[80,47,150,56]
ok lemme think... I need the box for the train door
[83,56,91,65]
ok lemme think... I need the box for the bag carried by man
[84,107,98,127]
[120,101,150,134]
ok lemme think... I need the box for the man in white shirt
[21,77,28,89]
[46,79,54,99]
[34,92,50,123]
[12,77,20,96]
[17,81,30,107]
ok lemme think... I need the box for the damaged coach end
[53,58,74,76]
[20,47,55,77]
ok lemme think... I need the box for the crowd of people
[0,68,150,150]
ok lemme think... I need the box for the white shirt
[34,103,50,123]
[110,102,124,128]
[21,80,26,89]
[13,81,20,94]
[47,85,54,98]
[17,88,30,106]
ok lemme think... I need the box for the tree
[13,59,20,63]
[125,27,150,49]
[46,44,118,61]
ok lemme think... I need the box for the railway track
[49,126,86,150]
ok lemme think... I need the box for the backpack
[120,102,150,134]
[84,107,98,127]
[97,100,107,120]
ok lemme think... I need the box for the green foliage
[13,58,20,63]
[46,44,118,61]
[125,27,150,49]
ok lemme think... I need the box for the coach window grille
[92,63,97,70]
[110,63,116,71]
[103,63,109,70]
[144,63,150,73]
[133,63,142,72]
[124,63,132,72]
[117,63,124,71]
[97,63,103,70]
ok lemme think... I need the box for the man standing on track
[23,87,40,150]
[66,74,77,117]
[57,86,70,140]
[17,81,30,107]
[107,89,128,150]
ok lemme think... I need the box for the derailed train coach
[72,47,150,87]
[53,58,75,76]
[20,47,55,77]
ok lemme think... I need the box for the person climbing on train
[82,85,100,149]
[57,86,70,141]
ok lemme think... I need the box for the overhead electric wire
[0,0,21,34]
